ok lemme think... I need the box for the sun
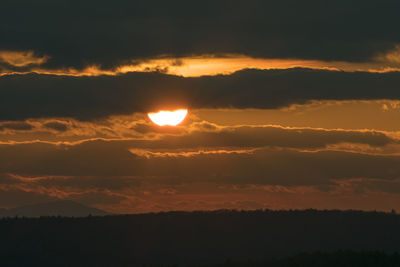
[148,109,188,126]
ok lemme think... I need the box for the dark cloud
[125,149,400,186]
[43,121,69,132]
[0,121,34,131]
[2,69,400,120]
[0,0,399,69]
[139,126,394,149]
[0,134,399,185]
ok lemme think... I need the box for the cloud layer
[3,68,400,120]
[1,0,400,70]
[1,119,400,212]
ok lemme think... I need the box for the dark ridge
[0,209,399,266]
[194,251,400,267]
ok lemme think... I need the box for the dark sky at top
[1,0,399,69]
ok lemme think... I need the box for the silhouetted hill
[0,209,400,266]
[0,200,109,218]
[200,251,400,267]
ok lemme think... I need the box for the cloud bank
[2,68,400,120]
[1,0,400,70]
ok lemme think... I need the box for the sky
[2,0,400,213]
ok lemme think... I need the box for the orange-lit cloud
[0,50,49,67]
[1,53,400,77]
[117,55,400,77]
[129,148,257,159]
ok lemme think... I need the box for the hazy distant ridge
[0,200,109,218]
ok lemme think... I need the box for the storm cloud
[1,0,399,70]
[2,68,400,120]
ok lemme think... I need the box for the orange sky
[1,99,400,213]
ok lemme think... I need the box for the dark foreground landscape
[1,209,400,266]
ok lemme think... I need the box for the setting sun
[148,109,188,126]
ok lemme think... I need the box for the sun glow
[148,109,188,126]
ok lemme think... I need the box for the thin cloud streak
[129,148,258,158]
[2,54,400,77]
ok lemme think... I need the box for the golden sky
[1,99,400,213]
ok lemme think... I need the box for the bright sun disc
[148,109,188,126]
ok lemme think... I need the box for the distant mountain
[0,200,109,217]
